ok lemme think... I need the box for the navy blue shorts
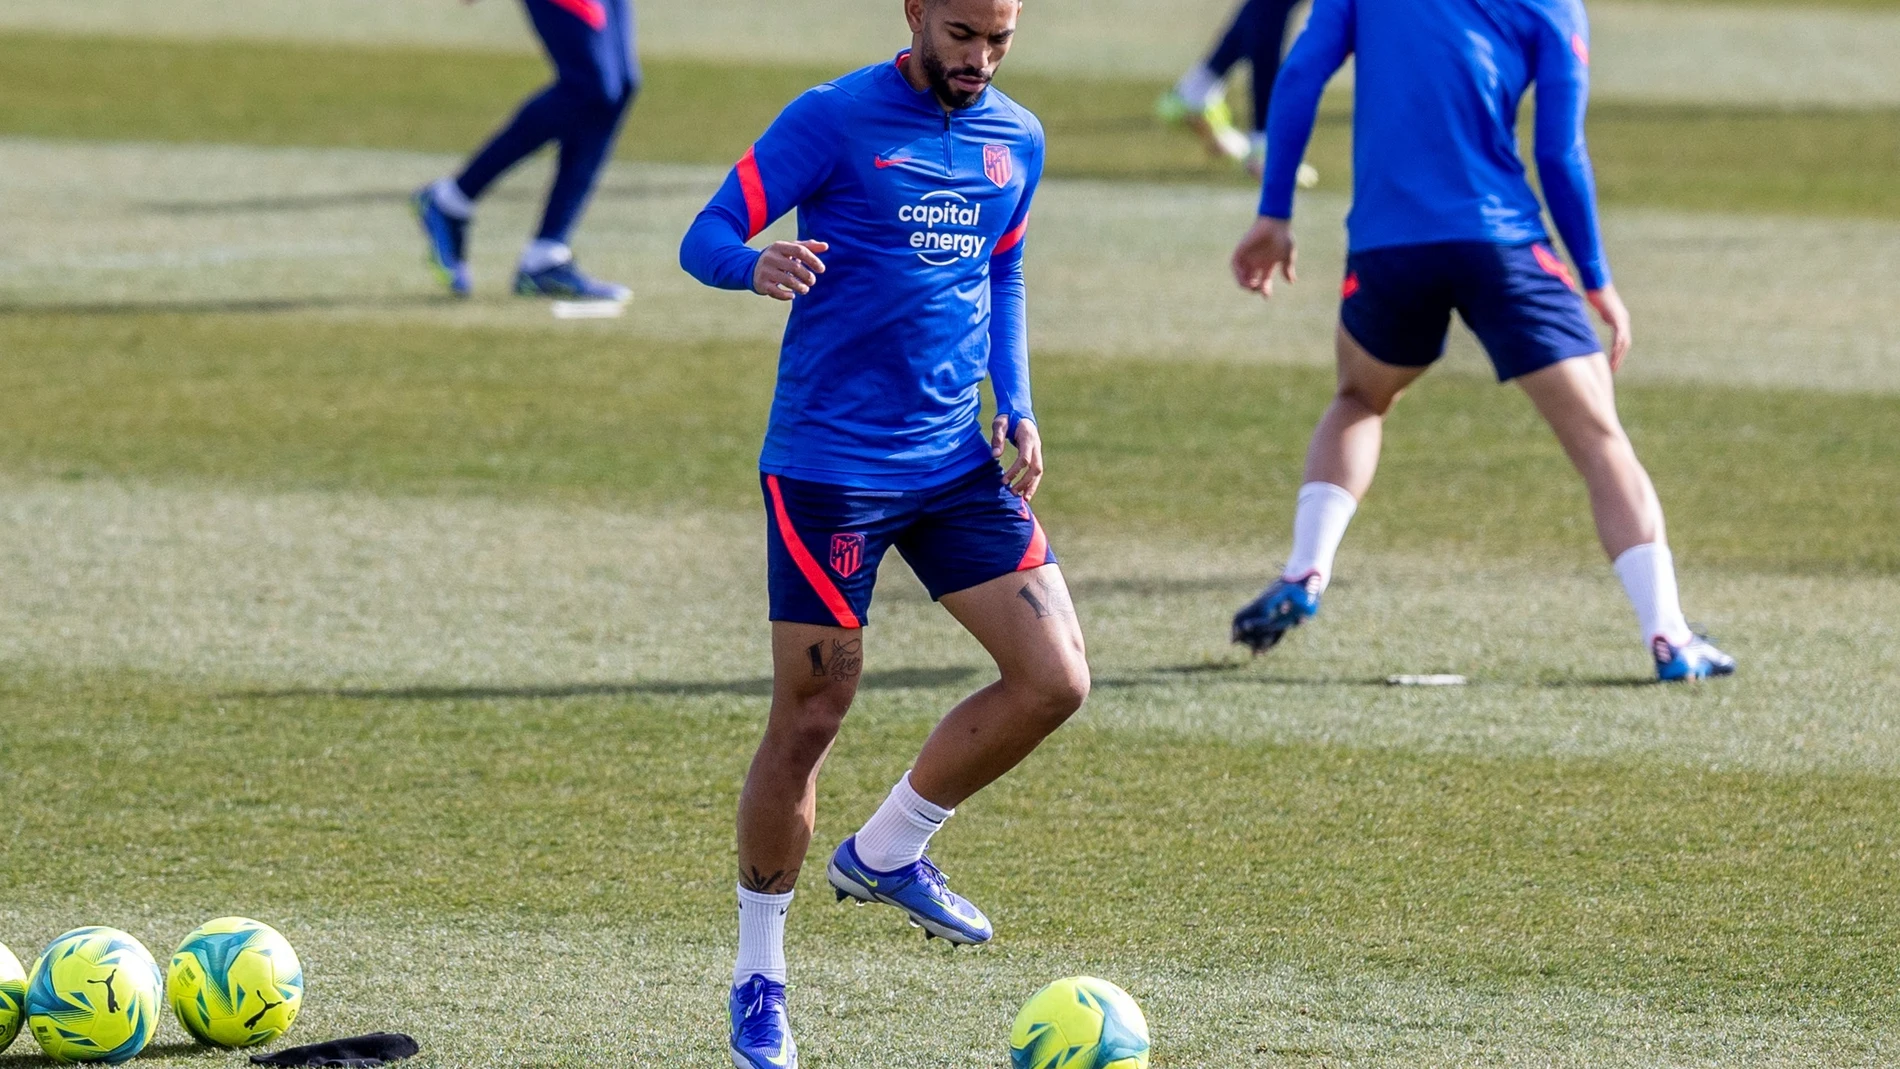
[1340,240,1603,381]
[761,464,1055,628]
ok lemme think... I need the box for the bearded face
[908,0,1019,110]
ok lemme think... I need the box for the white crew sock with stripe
[851,771,954,873]
[1613,542,1693,646]
[1283,481,1358,590]
[734,886,791,985]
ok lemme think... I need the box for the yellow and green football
[0,941,28,1054]
[1009,975,1151,1069]
[25,926,164,1064]
[167,917,304,1048]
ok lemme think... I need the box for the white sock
[851,771,954,873]
[519,239,572,273]
[1174,64,1224,107]
[428,177,473,220]
[734,886,792,985]
[1613,542,1693,646]
[1283,481,1358,589]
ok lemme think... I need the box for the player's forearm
[679,206,764,291]
[987,263,1034,431]
[1256,61,1331,218]
[1537,148,1611,290]
[1534,46,1610,290]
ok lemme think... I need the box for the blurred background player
[679,1,1088,1065]
[1228,0,1737,682]
[412,0,636,301]
[1157,0,1318,185]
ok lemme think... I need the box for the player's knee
[1024,659,1090,727]
[1565,413,1634,463]
[770,687,854,766]
[1338,379,1402,417]
[557,71,625,115]
[601,78,636,116]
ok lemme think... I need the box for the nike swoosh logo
[873,156,910,169]
[946,899,983,925]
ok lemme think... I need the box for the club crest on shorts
[983,144,1012,188]
[830,533,866,578]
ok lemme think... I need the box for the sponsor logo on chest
[898,190,988,265]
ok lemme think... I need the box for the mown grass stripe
[3,32,1898,219]
[1,311,1894,574]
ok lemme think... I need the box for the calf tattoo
[1017,575,1075,620]
[740,865,796,894]
[807,638,864,682]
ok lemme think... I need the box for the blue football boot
[729,974,796,1069]
[1653,633,1737,682]
[826,837,993,946]
[411,187,470,297]
[514,260,631,302]
[1231,571,1323,654]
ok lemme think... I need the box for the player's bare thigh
[1336,323,1429,414]
[1514,350,1621,444]
[939,564,1088,691]
[765,621,863,749]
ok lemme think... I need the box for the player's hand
[992,415,1043,501]
[752,240,829,301]
[1586,284,1633,372]
[1232,216,1297,299]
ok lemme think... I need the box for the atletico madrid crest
[830,533,866,578]
[983,144,1012,188]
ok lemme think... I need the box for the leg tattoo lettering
[828,639,863,682]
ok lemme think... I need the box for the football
[168,917,304,1048]
[1009,975,1150,1069]
[0,941,27,1054]
[25,927,164,1064]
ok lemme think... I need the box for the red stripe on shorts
[543,0,607,31]
[766,475,861,629]
[1016,513,1050,571]
[1532,243,1578,292]
[737,147,768,239]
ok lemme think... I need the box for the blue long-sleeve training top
[679,52,1045,490]
[1261,0,1611,290]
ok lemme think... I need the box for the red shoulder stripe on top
[993,217,1029,257]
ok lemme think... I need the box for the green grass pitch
[1,7,1898,1068]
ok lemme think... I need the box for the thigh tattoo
[807,638,864,682]
[1017,575,1075,620]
